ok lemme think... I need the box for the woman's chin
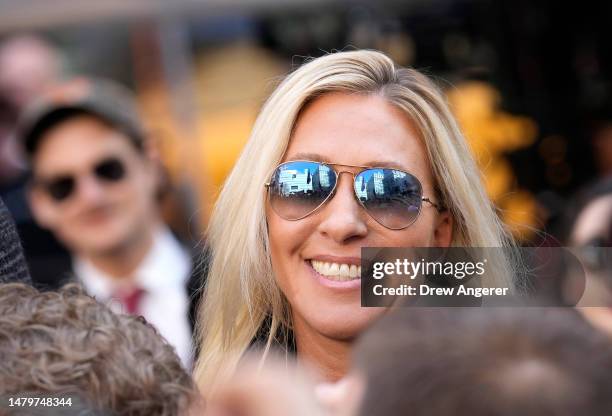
[300,305,384,342]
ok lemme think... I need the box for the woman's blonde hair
[194,50,517,391]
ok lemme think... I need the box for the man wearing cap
[20,78,199,367]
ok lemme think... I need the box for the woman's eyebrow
[363,160,410,171]
[287,153,409,171]
[287,152,332,163]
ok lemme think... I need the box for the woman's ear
[433,210,453,247]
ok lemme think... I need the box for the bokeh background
[1,0,611,244]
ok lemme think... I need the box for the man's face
[29,114,159,256]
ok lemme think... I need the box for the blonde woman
[194,50,516,391]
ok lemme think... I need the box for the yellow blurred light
[447,81,540,241]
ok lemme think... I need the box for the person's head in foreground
[20,78,161,267]
[567,176,612,333]
[349,308,612,416]
[0,283,198,415]
[203,353,323,416]
[195,49,516,390]
[0,197,31,284]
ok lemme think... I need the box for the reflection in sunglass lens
[94,158,126,182]
[46,176,75,202]
[269,161,336,220]
[355,169,422,229]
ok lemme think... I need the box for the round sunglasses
[34,157,127,202]
[265,160,443,230]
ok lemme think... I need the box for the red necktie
[112,286,145,315]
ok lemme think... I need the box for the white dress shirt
[75,226,194,368]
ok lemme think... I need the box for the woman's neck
[293,316,353,383]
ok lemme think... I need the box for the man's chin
[69,236,129,257]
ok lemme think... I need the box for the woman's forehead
[285,93,431,178]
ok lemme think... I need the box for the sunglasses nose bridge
[317,169,368,239]
[327,169,367,214]
[337,169,368,203]
[335,169,356,181]
[333,169,358,196]
[73,172,107,202]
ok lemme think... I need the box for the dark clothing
[0,195,31,284]
[1,174,71,286]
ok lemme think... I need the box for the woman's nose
[316,172,368,244]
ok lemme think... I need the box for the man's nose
[316,172,368,244]
[74,174,106,204]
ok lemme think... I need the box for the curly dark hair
[0,283,198,415]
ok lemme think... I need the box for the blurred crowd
[0,1,612,415]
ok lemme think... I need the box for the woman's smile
[305,255,363,290]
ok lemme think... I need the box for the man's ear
[27,186,57,230]
[140,135,164,190]
[142,134,161,165]
[433,209,453,247]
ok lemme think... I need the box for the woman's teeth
[310,260,361,281]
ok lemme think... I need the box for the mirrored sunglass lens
[269,161,336,220]
[46,177,75,201]
[94,158,126,182]
[355,169,422,228]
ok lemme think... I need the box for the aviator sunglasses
[265,160,443,230]
[34,157,127,202]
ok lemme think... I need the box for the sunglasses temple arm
[422,196,444,211]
